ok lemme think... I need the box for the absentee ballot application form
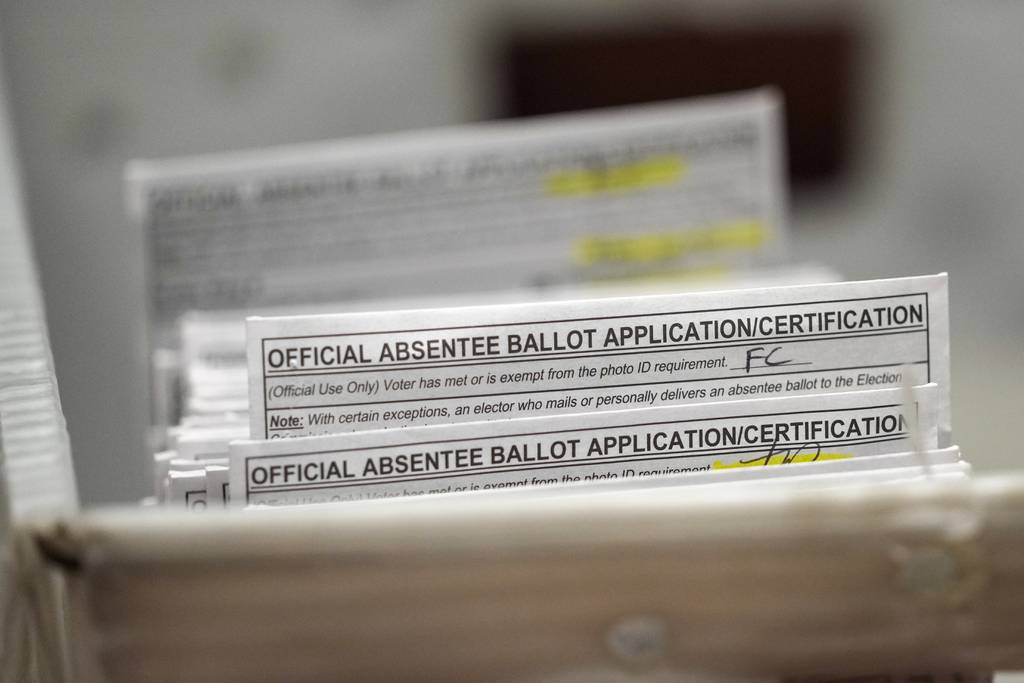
[246,274,949,444]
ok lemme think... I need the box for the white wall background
[0,1,1021,504]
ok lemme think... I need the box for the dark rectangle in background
[497,19,860,186]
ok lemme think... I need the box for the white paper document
[129,89,786,340]
[230,385,938,507]
[260,447,966,515]
[246,274,950,443]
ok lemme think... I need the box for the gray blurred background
[0,1,1021,504]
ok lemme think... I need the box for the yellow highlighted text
[574,220,767,266]
[546,154,685,197]
[712,452,852,470]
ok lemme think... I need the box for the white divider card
[128,89,786,341]
[205,465,230,507]
[167,470,208,511]
[229,385,939,507]
[247,274,951,444]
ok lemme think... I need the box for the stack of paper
[225,273,961,510]
[153,268,844,507]
[129,90,965,511]
[133,89,852,508]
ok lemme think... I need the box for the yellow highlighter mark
[712,452,853,470]
[574,220,767,266]
[546,154,685,197]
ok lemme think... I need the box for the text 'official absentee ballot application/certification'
[247,273,950,444]
[230,385,939,507]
